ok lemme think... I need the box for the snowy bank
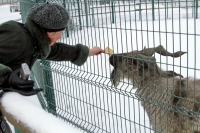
[0,92,80,133]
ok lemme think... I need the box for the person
[0,2,104,95]
[0,3,104,132]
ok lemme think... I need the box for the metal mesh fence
[20,0,200,132]
[0,0,18,5]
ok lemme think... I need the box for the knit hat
[27,3,69,32]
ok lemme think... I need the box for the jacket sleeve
[0,22,28,86]
[46,43,89,66]
[0,32,25,87]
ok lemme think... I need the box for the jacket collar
[24,18,50,59]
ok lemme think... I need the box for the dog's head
[109,45,186,87]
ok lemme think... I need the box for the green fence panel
[30,60,57,115]
[19,0,34,23]
[19,0,200,132]
[39,60,57,115]
[14,128,21,133]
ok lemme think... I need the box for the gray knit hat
[27,3,69,32]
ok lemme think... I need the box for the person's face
[47,30,64,46]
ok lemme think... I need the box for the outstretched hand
[88,46,104,56]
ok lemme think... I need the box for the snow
[0,92,82,133]
[0,5,21,23]
[1,2,200,133]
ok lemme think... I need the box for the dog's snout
[109,54,123,66]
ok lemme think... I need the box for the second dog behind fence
[109,45,200,133]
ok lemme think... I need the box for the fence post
[84,0,89,28]
[19,0,35,23]
[40,60,57,116]
[14,128,21,133]
[167,2,168,19]
[77,0,82,30]
[152,0,155,21]
[10,5,12,12]
[139,3,141,21]
[111,0,115,23]
[196,0,198,19]
[192,2,194,18]
[92,7,95,26]
[62,0,69,37]
[164,2,169,19]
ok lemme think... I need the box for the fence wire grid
[0,0,18,5]
[20,0,200,132]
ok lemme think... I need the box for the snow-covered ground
[0,5,21,23]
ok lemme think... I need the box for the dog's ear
[110,69,121,87]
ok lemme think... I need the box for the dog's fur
[109,45,200,133]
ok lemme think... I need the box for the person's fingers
[95,51,103,55]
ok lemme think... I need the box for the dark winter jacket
[0,18,89,86]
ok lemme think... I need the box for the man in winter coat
[0,3,104,132]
